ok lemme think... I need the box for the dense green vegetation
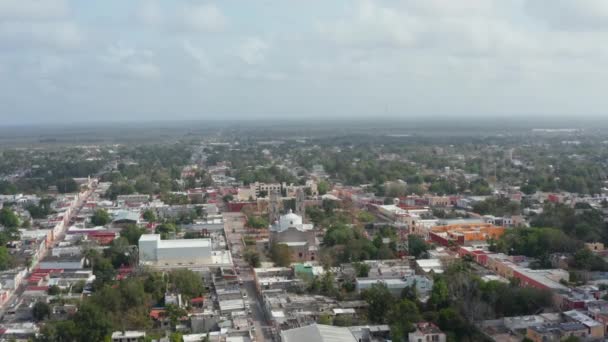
[472,197,520,216]
[36,267,204,341]
[361,260,552,342]
[91,209,111,226]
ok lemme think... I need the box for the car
[242,292,248,298]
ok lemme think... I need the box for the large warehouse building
[138,234,231,269]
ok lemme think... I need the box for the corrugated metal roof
[281,324,357,342]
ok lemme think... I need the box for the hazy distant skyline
[2,0,608,125]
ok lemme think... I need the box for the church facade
[269,210,318,262]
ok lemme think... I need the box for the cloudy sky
[2,0,608,125]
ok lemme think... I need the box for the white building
[139,234,216,268]
[111,331,146,342]
[281,324,357,342]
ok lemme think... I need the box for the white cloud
[8,0,608,124]
[318,0,420,48]
[179,3,227,32]
[0,21,84,49]
[137,2,227,33]
[0,0,69,20]
[37,55,71,76]
[100,44,160,80]
[126,62,161,79]
[235,37,269,65]
[136,0,164,27]
[182,39,218,75]
[0,0,84,51]
[525,0,608,30]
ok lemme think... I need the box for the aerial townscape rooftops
[3,3,608,340]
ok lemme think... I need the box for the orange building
[429,223,505,246]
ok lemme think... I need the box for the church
[269,210,319,262]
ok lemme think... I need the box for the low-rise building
[429,223,504,246]
[281,324,357,342]
[408,322,446,342]
[526,322,588,342]
[562,310,604,339]
[111,331,146,342]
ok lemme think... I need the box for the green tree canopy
[32,301,51,322]
[169,269,204,300]
[0,207,19,228]
[270,243,292,267]
[91,209,111,226]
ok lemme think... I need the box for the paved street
[223,212,274,342]
[0,185,95,322]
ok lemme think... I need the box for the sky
[2,0,608,125]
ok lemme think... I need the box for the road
[223,212,275,342]
[0,184,95,322]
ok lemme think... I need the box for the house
[526,323,588,342]
[562,310,604,339]
[111,331,146,342]
[409,322,446,342]
[112,211,140,227]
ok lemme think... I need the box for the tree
[333,315,353,326]
[472,197,520,216]
[156,223,177,239]
[91,209,111,226]
[144,272,166,304]
[32,301,51,321]
[121,224,146,245]
[438,307,469,339]
[143,209,157,222]
[319,272,338,297]
[56,178,78,193]
[362,284,393,323]
[183,231,201,239]
[270,243,291,267]
[48,285,61,295]
[408,235,429,259]
[105,237,131,268]
[134,177,155,194]
[244,249,261,267]
[73,302,113,342]
[388,298,421,339]
[401,285,418,302]
[317,181,330,195]
[323,224,354,247]
[36,320,79,342]
[570,248,608,271]
[318,313,332,325]
[0,247,13,271]
[92,257,117,288]
[430,278,450,309]
[357,211,375,224]
[222,194,234,203]
[247,216,268,229]
[353,262,370,277]
[166,304,188,331]
[170,332,184,342]
[169,269,204,300]
[0,207,19,228]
